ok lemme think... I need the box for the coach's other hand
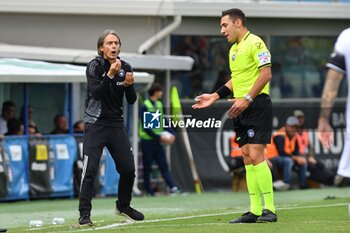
[124,72,134,87]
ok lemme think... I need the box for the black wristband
[216,85,232,99]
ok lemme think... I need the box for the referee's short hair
[222,8,246,27]
[148,83,163,96]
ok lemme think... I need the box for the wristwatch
[244,94,254,103]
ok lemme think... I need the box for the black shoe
[0,228,7,232]
[257,209,277,222]
[334,175,350,187]
[229,212,259,224]
[79,214,93,226]
[115,202,144,221]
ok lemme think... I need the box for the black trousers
[308,160,335,186]
[141,140,176,195]
[79,123,135,216]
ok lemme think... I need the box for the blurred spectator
[265,116,308,190]
[74,120,84,133]
[212,69,231,93]
[190,72,204,98]
[270,62,293,98]
[294,110,334,186]
[228,135,246,192]
[20,105,38,128]
[172,36,198,97]
[50,114,68,134]
[293,110,309,155]
[139,83,180,196]
[0,100,16,135]
[5,118,23,136]
[171,36,208,98]
[20,105,41,135]
[28,124,41,136]
[227,135,244,170]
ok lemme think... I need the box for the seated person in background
[5,118,24,136]
[294,110,334,186]
[50,114,68,134]
[28,124,42,136]
[228,135,246,192]
[227,135,244,171]
[20,105,37,129]
[73,120,84,133]
[0,100,16,135]
[265,116,308,190]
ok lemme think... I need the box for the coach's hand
[107,59,122,78]
[124,72,134,87]
[227,98,249,119]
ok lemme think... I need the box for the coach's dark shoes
[79,213,93,226]
[229,212,259,224]
[257,209,277,222]
[115,202,144,221]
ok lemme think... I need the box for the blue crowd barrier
[0,135,120,201]
[48,135,77,198]
[1,136,29,201]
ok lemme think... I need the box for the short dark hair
[73,120,83,129]
[2,100,15,115]
[222,8,246,26]
[148,83,163,96]
[6,118,22,135]
[97,30,121,56]
[53,114,65,124]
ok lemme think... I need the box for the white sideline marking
[89,202,348,231]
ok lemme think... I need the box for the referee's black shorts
[233,93,272,147]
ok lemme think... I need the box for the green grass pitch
[0,187,349,232]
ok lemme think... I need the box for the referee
[193,8,277,223]
[78,30,144,226]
